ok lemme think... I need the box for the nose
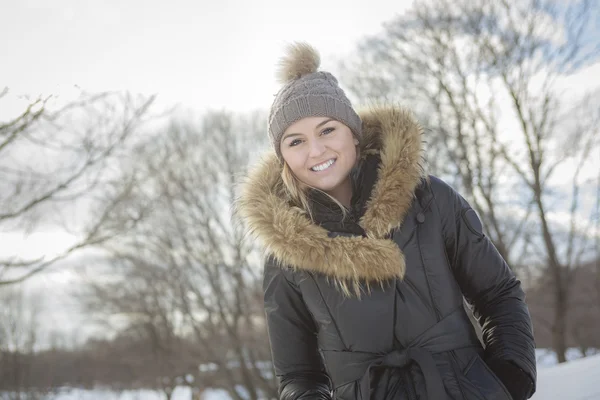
[308,138,326,158]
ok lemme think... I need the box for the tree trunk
[533,171,569,363]
[552,284,569,363]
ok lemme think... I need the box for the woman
[237,43,536,400]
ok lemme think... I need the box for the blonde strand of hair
[281,162,348,221]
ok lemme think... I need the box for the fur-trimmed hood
[237,106,425,292]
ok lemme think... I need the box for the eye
[289,139,302,147]
[321,127,335,135]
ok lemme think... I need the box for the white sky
[1,0,412,117]
[0,0,413,345]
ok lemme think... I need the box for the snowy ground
[15,387,230,400]
[531,352,600,399]
[5,349,599,399]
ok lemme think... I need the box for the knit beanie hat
[268,42,362,161]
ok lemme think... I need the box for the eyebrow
[281,118,336,141]
[315,118,335,129]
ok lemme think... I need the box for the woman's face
[280,116,358,198]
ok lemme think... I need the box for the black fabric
[263,259,333,400]
[322,308,478,400]
[263,175,537,400]
[280,372,332,400]
[433,176,537,385]
[487,358,535,400]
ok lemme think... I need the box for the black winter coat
[238,107,537,400]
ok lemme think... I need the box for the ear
[354,138,359,145]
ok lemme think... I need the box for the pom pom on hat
[276,42,321,84]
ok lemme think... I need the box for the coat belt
[358,346,447,399]
[322,307,480,399]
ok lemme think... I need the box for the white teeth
[311,159,335,171]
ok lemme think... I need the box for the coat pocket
[463,355,512,400]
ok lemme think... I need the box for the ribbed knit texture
[268,71,362,160]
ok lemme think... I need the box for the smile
[311,159,336,172]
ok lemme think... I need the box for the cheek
[281,151,306,174]
[334,131,358,160]
[342,142,358,163]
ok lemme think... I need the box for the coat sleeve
[263,257,332,400]
[429,176,537,394]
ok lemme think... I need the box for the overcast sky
[1,0,415,345]
[1,0,412,117]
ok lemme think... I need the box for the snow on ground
[26,387,230,400]
[532,353,600,400]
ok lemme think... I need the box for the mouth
[310,158,336,172]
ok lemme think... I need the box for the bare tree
[342,0,600,362]
[0,89,156,285]
[0,287,52,399]
[341,3,536,267]
[464,0,599,363]
[79,256,200,399]
[596,168,600,309]
[80,110,277,399]
[526,257,600,358]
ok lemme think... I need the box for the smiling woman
[236,42,537,400]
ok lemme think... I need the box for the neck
[325,176,353,209]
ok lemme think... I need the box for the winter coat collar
[237,106,425,293]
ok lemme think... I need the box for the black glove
[487,358,534,400]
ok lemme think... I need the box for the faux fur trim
[236,105,424,294]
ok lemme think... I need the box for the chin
[311,179,343,193]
